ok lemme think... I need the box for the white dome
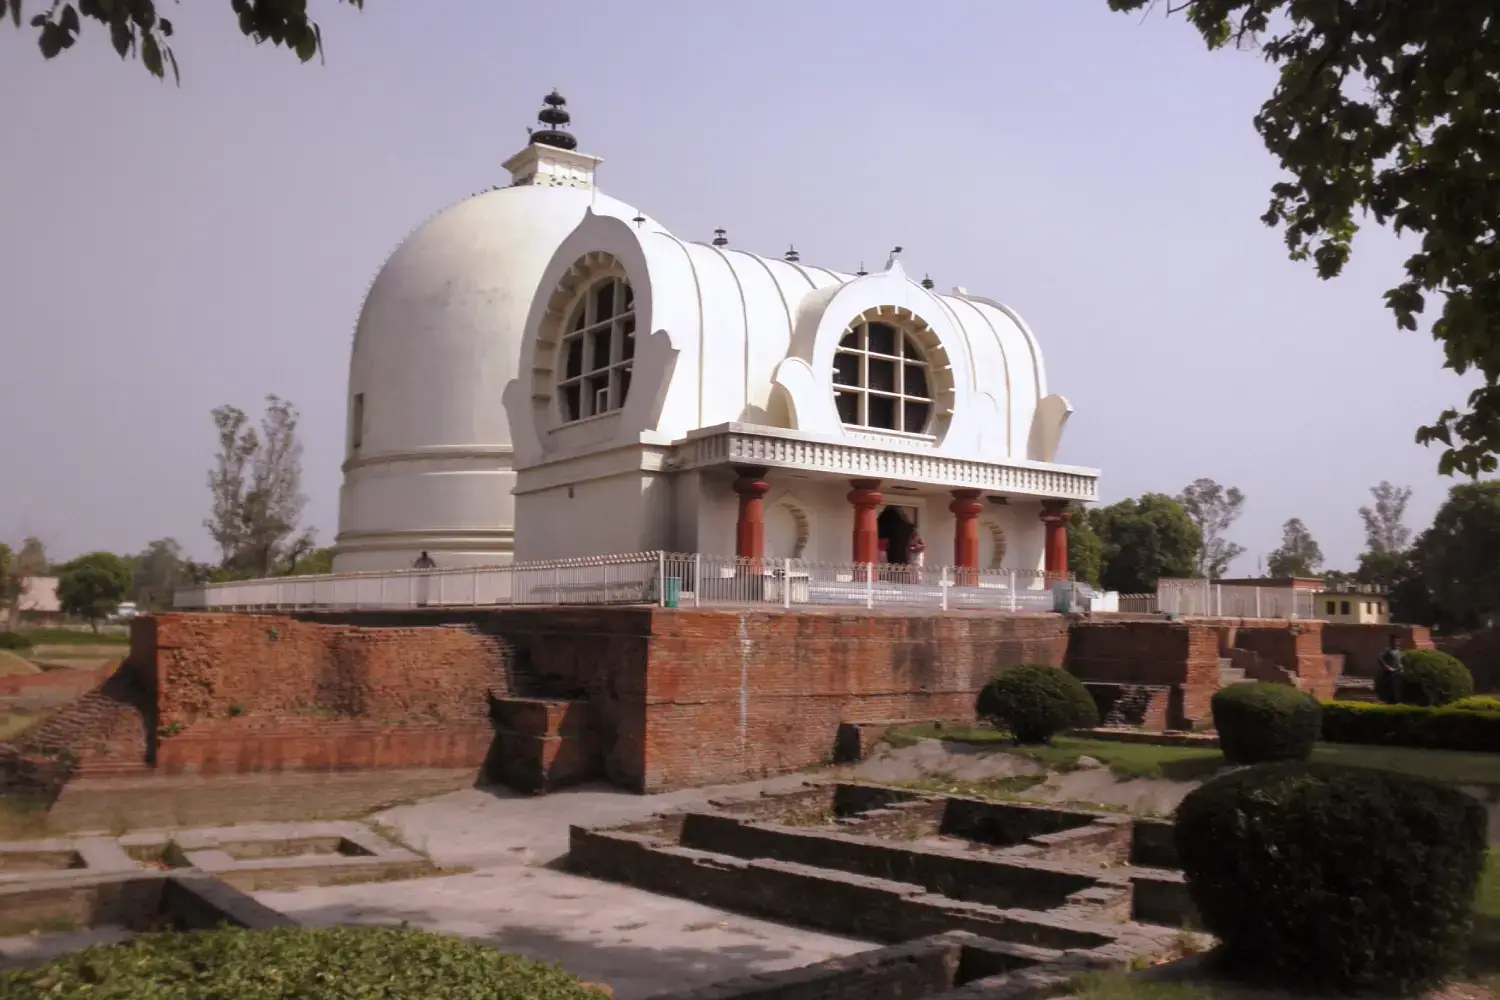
[333,180,654,572]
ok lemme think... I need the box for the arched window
[833,320,932,434]
[558,276,635,422]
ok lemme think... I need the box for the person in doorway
[1375,634,1404,704]
[908,531,926,584]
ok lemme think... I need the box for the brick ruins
[572,781,1200,999]
[0,607,1434,824]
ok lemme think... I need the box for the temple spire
[529,90,578,151]
[503,89,601,189]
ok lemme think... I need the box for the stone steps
[1217,659,1246,687]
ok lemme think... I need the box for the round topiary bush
[0,925,611,999]
[1450,695,1500,712]
[1400,649,1475,706]
[1174,761,1486,995]
[1210,682,1320,765]
[0,631,32,650]
[976,664,1098,745]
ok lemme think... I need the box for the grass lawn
[17,627,128,646]
[884,725,1500,788]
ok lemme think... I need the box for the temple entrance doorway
[877,505,919,565]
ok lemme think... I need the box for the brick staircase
[7,666,154,781]
[1217,658,1246,688]
[1223,647,1295,686]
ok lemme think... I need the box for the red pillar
[949,489,984,586]
[732,466,772,562]
[1040,500,1072,579]
[847,479,884,569]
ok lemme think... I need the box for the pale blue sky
[0,1,1480,573]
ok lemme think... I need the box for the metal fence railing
[173,551,1072,614]
[1155,579,1316,620]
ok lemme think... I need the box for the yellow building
[1317,589,1389,625]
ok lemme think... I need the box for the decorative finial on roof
[712,228,729,247]
[530,89,578,151]
[855,262,868,276]
[784,244,800,263]
[885,246,903,271]
[921,274,935,290]
[632,212,646,228]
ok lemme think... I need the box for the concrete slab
[256,866,873,1000]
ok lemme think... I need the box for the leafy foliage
[0,925,608,999]
[0,631,32,650]
[1089,494,1201,594]
[1361,481,1414,555]
[1399,648,1475,706]
[288,545,337,576]
[2,537,48,629]
[1174,761,1487,995]
[1266,517,1322,578]
[205,396,315,578]
[1416,481,1500,630]
[1177,478,1246,578]
[977,664,1099,745]
[1321,700,1500,753]
[54,552,131,628]
[1067,515,1103,588]
[1108,0,1500,477]
[5,1,365,83]
[1211,682,1319,764]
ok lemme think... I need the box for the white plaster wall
[512,472,667,561]
[334,183,659,572]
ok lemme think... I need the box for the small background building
[1317,588,1389,625]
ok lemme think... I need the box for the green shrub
[0,631,32,650]
[1174,761,1486,995]
[1322,700,1500,753]
[1210,682,1319,765]
[1400,649,1475,706]
[976,664,1098,745]
[0,925,609,999]
[1450,695,1500,713]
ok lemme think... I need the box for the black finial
[856,262,868,276]
[921,274,935,290]
[632,213,646,228]
[531,89,578,151]
[712,228,728,247]
[784,244,800,263]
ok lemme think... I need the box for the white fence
[1155,579,1317,620]
[174,551,1073,614]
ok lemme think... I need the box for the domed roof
[349,183,655,456]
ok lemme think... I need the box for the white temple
[335,93,1099,579]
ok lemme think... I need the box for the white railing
[173,551,1073,614]
[1156,579,1317,620]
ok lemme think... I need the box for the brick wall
[1324,623,1434,678]
[1225,620,1337,701]
[634,610,1069,792]
[1065,621,1220,725]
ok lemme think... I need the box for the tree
[1360,482,1414,555]
[204,395,313,578]
[1091,493,1202,594]
[1415,482,1500,630]
[1110,1,1500,477]
[56,552,132,630]
[1067,516,1104,589]
[1267,518,1324,579]
[288,546,336,576]
[130,538,191,611]
[7,0,364,83]
[1178,478,1247,578]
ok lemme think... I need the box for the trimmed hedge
[1322,700,1500,753]
[1174,761,1486,995]
[1211,682,1319,765]
[0,631,32,650]
[1399,649,1475,706]
[1450,695,1500,712]
[976,664,1098,745]
[0,926,609,999]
